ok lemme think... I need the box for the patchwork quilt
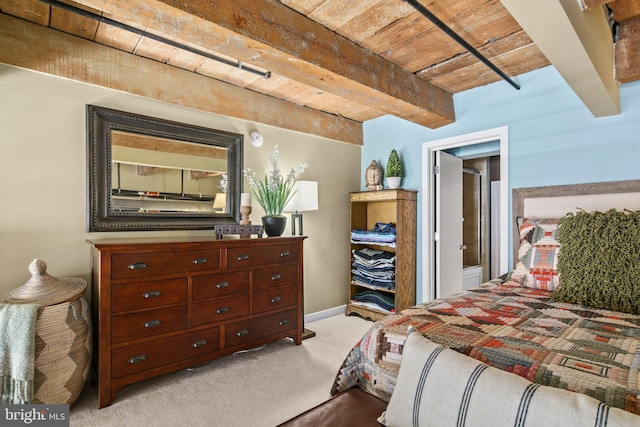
[331,279,640,415]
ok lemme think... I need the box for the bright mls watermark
[1,405,69,426]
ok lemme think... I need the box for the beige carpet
[70,314,372,427]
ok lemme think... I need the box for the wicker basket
[1,260,92,406]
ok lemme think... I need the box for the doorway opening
[421,126,509,302]
[458,155,501,290]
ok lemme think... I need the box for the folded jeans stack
[351,248,395,290]
[350,290,395,314]
[350,222,396,247]
[350,247,396,313]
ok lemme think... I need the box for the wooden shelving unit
[346,189,417,321]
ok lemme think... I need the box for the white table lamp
[212,193,226,212]
[284,181,318,236]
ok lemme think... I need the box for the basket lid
[1,259,87,306]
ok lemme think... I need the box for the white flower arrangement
[243,145,309,216]
[218,173,228,193]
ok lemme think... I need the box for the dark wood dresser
[88,236,306,408]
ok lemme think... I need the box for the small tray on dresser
[214,224,264,239]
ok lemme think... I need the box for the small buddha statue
[365,160,383,191]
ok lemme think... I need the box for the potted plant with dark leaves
[243,145,308,236]
[385,149,404,189]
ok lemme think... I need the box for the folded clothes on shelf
[351,247,396,290]
[351,266,394,280]
[353,251,394,271]
[352,263,395,277]
[352,247,395,261]
[352,248,395,266]
[350,222,396,246]
[350,290,395,313]
[352,258,394,271]
[351,271,395,290]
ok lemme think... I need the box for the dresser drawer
[192,271,250,301]
[111,305,188,344]
[225,309,297,348]
[227,244,298,269]
[252,285,298,314]
[111,249,221,279]
[191,294,250,327]
[253,265,297,291]
[111,326,220,379]
[112,278,187,313]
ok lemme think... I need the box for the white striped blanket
[378,331,639,427]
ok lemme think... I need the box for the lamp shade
[212,193,226,211]
[284,181,318,212]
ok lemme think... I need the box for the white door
[435,151,463,298]
[490,180,501,280]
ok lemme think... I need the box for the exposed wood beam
[583,0,640,23]
[500,0,620,117]
[0,14,362,145]
[419,31,537,79]
[615,17,640,83]
[609,0,640,23]
[112,131,227,159]
[71,0,455,128]
[417,30,551,93]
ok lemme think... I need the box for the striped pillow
[378,331,638,427]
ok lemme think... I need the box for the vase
[262,215,287,237]
[387,176,402,189]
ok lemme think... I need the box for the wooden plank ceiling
[1,0,639,143]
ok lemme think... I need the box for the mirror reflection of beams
[110,131,228,214]
[87,104,243,232]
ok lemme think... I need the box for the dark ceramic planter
[262,215,287,237]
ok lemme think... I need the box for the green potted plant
[385,149,404,189]
[244,145,308,236]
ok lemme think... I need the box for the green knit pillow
[553,209,640,314]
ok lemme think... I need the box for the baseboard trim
[305,305,346,324]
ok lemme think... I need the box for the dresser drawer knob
[236,329,249,337]
[271,274,282,281]
[279,320,289,326]
[128,262,147,270]
[216,307,229,314]
[192,258,208,265]
[280,251,290,257]
[192,339,208,348]
[144,320,161,328]
[236,254,250,261]
[143,291,161,299]
[128,355,146,364]
[271,296,282,304]
[216,281,230,289]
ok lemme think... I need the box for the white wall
[0,64,361,315]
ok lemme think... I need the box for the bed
[331,180,640,420]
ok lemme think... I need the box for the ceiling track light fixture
[402,0,520,90]
[39,0,272,79]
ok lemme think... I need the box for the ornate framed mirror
[87,105,242,231]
